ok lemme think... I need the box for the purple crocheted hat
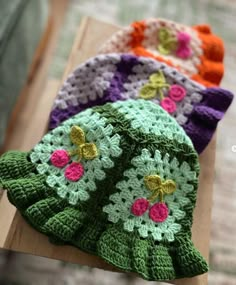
[49,54,233,153]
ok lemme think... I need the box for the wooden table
[0,17,216,285]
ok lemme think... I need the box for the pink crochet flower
[176,46,192,59]
[65,162,84,182]
[169,84,186,101]
[175,32,192,59]
[50,150,70,168]
[149,202,169,222]
[131,198,149,216]
[160,97,176,113]
[177,31,191,44]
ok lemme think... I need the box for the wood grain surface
[0,17,216,285]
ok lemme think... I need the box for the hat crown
[30,99,197,210]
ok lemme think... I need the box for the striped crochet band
[49,54,233,153]
[99,18,224,87]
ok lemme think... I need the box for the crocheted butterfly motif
[139,71,186,113]
[50,126,98,181]
[131,175,176,222]
[157,27,192,59]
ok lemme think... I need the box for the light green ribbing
[30,108,122,205]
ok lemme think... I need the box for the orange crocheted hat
[99,19,224,87]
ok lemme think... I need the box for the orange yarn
[193,24,224,86]
[129,21,224,87]
[130,21,146,48]
[132,47,177,69]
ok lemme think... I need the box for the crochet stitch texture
[99,18,225,87]
[30,109,122,205]
[0,100,208,281]
[49,54,233,153]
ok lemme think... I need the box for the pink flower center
[176,32,192,59]
[149,202,169,222]
[176,46,192,59]
[131,198,149,216]
[177,32,191,44]
[160,97,176,113]
[168,84,186,101]
[50,150,70,168]
[65,162,84,182]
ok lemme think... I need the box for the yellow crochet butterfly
[144,175,176,202]
[69,126,98,161]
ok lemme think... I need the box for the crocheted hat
[1,100,207,280]
[49,54,233,153]
[99,19,225,87]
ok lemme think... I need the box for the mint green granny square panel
[30,108,122,205]
[112,99,193,146]
[103,149,197,242]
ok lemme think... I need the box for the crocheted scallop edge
[0,101,199,245]
[99,19,224,87]
[192,24,224,87]
[96,224,208,281]
[69,101,203,280]
[130,20,224,87]
[183,87,234,153]
[0,151,86,242]
[0,106,204,280]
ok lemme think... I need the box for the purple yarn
[48,54,234,154]
[49,96,108,130]
[183,88,233,153]
[102,54,139,102]
[49,54,139,130]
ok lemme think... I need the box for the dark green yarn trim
[0,151,86,242]
[0,151,36,182]
[97,223,208,281]
[93,103,199,169]
[93,103,199,234]
[72,136,197,253]
[73,132,137,253]
[71,104,200,252]
[0,104,204,280]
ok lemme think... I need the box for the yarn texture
[0,100,208,281]
[0,16,233,281]
[49,54,233,153]
[30,108,122,205]
[99,19,225,87]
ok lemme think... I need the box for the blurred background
[0,0,235,284]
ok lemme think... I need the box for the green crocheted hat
[0,99,208,280]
